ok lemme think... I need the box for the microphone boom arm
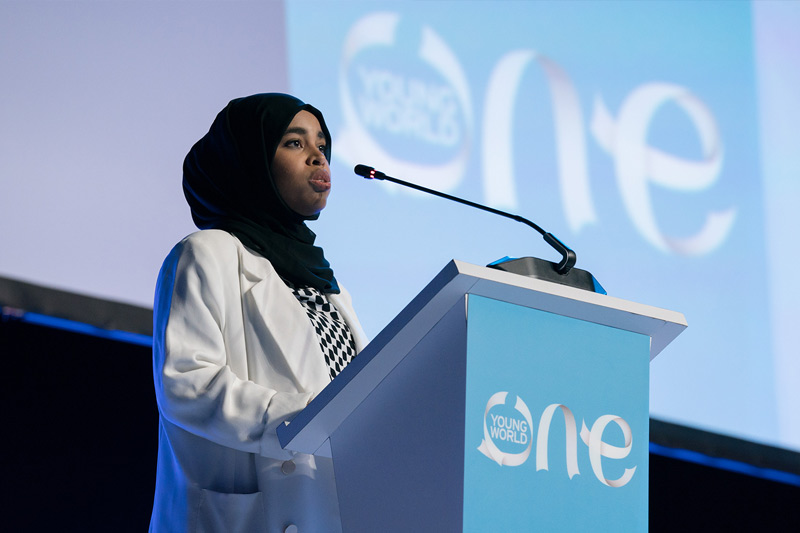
[354,164,577,274]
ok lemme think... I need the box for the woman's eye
[285,139,301,148]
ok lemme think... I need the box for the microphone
[354,164,604,293]
[354,164,386,180]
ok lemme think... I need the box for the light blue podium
[277,260,687,531]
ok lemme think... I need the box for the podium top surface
[277,260,687,455]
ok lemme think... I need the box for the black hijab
[182,93,339,293]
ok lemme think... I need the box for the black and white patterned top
[285,281,357,380]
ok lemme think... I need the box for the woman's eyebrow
[282,127,325,139]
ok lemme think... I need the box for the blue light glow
[649,442,800,487]
[20,312,153,347]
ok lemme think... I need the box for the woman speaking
[149,93,367,532]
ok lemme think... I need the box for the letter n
[535,404,580,479]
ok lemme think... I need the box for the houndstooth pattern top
[285,280,357,380]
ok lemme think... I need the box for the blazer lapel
[238,246,330,395]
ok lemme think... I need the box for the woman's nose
[309,146,326,166]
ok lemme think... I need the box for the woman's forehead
[283,110,323,136]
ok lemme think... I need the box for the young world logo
[477,391,534,467]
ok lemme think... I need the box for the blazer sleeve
[152,233,313,458]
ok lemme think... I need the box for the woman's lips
[310,170,331,192]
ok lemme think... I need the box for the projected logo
[332,11,735,256]
[336,12,473,194]
[477,392,637,488]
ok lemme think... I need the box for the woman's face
[271,110,331,217]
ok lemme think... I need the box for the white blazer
[149,230,368,533]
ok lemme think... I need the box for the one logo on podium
[477,391,638,487]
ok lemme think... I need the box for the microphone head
[354,164,374,177]
[354,164,385,180]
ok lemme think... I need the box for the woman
[149,93,367,532]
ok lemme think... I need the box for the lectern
[277,260,686,531]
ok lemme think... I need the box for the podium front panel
[463,294,651,531]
